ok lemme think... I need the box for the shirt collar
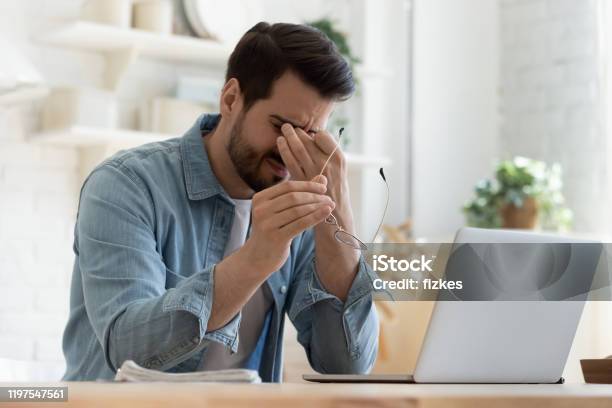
[180,113,232,202]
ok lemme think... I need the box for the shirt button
[192,336,199,344]
[280,285,287,294]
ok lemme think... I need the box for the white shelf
[39,22,391,81]
[31,127,391,168]
[0,86,48,105]
[31,126,171,147]
[40,21,231,66]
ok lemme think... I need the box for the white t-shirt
[224,199,252,256]
[199,198,273,370]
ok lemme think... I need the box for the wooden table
[3,382,612,408]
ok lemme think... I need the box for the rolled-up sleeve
[76,163,239,373]
[286,230,379,374]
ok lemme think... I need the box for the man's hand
[208,179,333,331]
[242,179,335,274]
[277,124,347,200]
[276,124,354,232]
[276,124,361,301]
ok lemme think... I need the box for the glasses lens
[335,230,368,250]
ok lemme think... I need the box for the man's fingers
[269,202,334,228]
[281,124,317,176]
[295,128,325,162]
[280,205,333,238]
[311,174,327,186]
[267,191,333,213]
[254,180,326,201]
[313,130,340,155]
[277,137,305,180]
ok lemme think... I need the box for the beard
[227,113,286,192]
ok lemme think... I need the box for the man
[62,22,379,382]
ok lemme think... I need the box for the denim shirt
[62,114,379,382]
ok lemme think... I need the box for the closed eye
[271,123,283,134]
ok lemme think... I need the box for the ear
[219,78,243,118]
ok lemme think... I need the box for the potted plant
[463,157,573,231]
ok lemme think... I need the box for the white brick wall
[0,104,78,370]
[0,0,89,375]
[500,0,606,233]
[500,0,612,383]
[0,108,78,368]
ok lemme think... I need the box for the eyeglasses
[319,128,389,251]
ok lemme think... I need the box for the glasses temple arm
[318,128,344,177]
[371,168,390,243]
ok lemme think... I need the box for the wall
[358,0,412,238]
[0,0,85,378]
[499,0,611,383]
[0,105,78,376]
[411,0,500,239]
[411,0,608,236]
[499,0,607,234]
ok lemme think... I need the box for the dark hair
[225,22,355,110]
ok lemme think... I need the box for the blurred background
[0,0,610,383]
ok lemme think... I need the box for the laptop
[304,227,602,384]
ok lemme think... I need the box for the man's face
[227,71,335,192]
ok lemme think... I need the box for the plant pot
[500,197,539,229]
